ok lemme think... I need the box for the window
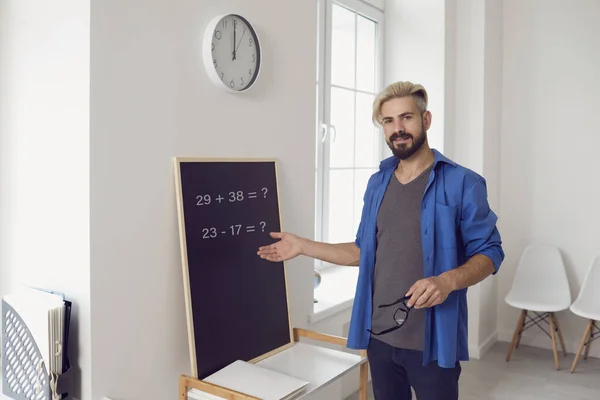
[315,0,384,266]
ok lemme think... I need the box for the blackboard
[173,158,293,379]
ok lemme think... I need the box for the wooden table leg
[179,375,188,400]
[359,350,368,400]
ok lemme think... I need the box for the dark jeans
[367,337,461,400]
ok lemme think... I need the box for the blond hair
[372,81,428,125]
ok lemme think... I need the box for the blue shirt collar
[378,148,456,171]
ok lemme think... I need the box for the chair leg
[571,320,594,373]
[516,311,527,348]
[549,314,560,370]
[506,310,527,362]
[551,313,567,356]
[584,320,595,360]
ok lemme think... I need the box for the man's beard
[386,126,427,160]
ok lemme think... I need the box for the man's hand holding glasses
[367,275,453,337]
[405,275,452,309]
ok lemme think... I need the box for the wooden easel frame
[179,328,369,400]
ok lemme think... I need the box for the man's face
[380,97,431,160]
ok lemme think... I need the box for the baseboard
[469,332,498,359]
[498,330,600,359]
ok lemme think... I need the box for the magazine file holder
[1,300,74,400]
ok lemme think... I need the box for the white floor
[346,341,600,399]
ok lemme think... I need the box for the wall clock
[202,13,262,93]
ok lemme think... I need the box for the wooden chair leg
[584,320,595,360]
[551,313,567,356]
[571,320,594,373]
[516,311,527,348]
[506,310,527,361]
[549,313,560,370]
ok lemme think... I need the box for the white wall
[89,1,316,399]
[449,0,488,355]
[364,0,385,11]
[446,0,504,358]
[498,0,600,358]
[0,1,13,300]
[0,1,91,398]
[384,0,446,152]
[479,0,503,354]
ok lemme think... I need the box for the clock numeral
[252,54,256,63]
[249,38,253,47]
[223,20,227,29]
[230,80,235,88]
[240,77,245,86]
[212,42,215,52]
[249,69,252,76]
[213,59,217,68]
[214,31,222,40]
[233,19,238,28]
[221,72,224,80]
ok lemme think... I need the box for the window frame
[315,0,385,270]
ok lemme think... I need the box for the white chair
[570,255,600,373]
[505,244,571,370]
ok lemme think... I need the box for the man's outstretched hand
[257,232,303,262]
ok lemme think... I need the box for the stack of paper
[189,391,224,400]
[203,360,309,400]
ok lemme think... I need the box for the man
[257,81,504,400]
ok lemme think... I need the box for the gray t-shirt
[370,164,433,350]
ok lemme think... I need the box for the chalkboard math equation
[196,187,269,206]
[201,222,267,239]
[174,158,292,380]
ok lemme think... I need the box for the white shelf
[189,342,366,400]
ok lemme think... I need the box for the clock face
[204,14,261,92]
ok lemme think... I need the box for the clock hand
[235,26,247,55]
[233,21,236,60]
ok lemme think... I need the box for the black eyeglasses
[368,295,413,336]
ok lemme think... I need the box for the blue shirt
[347,148,504,368]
